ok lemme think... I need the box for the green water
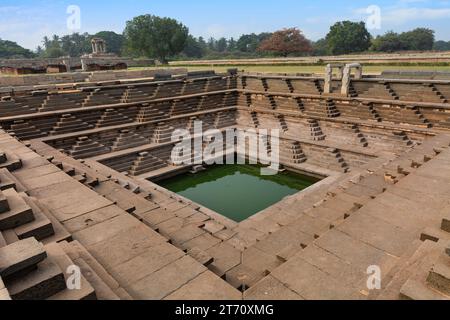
[159,165,320,222]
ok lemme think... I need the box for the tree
[312,39,328,56]
[258,28,312,57]
[216,38,228,52]
[399,28,435,51]
[0,39,35,58]
[228,37,237,51]
[371,31,407,52]
[182,35,205,58]
[42,46,66,58]
[124,14,189,63]
[236,33,272,53]
[60,33,91,57]
[325,21,372,55]
[42,36,51,50]
[207,37,217,51]
[94,31,124,55]
[434,40,450,51]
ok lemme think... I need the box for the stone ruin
[0,65,449,300]
[0,38,154,75]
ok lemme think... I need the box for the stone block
[427,261,450,296]
[165,271,242,300]
[244,275,303,300]
[0,190,9,213]
[6,259,65,300]
[0,188,34,231]
[442,215,450,233]
[0,238,46,279]
[400,279,448,300]
[14,196,54,241]
[188,248,214,267]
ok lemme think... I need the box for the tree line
[1,14,449,61]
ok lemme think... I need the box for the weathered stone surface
[7,259,66,300]
[244,275,303,300]
[0,238,46,279]
[0,188,34,231]
[45,242,97,300]
[207,242,242,277]
[165,271,242,300]
[62,205,123,233]
[127,256,206,300]
[188,247,214,267]
[112,242,184,288]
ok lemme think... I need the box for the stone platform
[0,68,450,300]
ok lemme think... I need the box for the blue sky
[1,0,449,50]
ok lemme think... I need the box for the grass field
[133,65,450,75]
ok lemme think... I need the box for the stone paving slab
[271,255,365,300]
[244,275,303,300]
[127,256,207,300]
[40,191,112,222]
[337,212,416,257]
[72,214,141,247]
[182,233,222,252]
[206,242,242,277]
[315,229,399,278]
[111,242,185,288]
[14,164,61,181]
[19,171,73,192]
[62,205,123,233]
[84,224,167,268]
[165,271,242,300]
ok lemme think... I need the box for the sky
[0,0,450,50]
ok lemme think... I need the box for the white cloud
[382,7,450,24]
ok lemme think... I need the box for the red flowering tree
[258,28,312,57]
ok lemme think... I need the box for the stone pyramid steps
[0,238,46,280]
[394,241,450,300]
[68,136,110,159]
[96,109,133,128]
[0,188,34,231]
[152,123,174,144]
[50,114,92,135]
[7,120,46,140]
[111,130,149,152]
[0,169,26,192]
[0,150,22,172]
[0,237,102,300]
[59,240,129,300]
[215,112,236,128]
[14,195,54,241]
[6,257,66,300]
[0,100,36,117]
[130,152,167,176]
[44,242,96,300]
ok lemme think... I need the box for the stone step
[420,227,450,243]
[0,190,9,213]
[377,240,444,300]
[400,279,450,300]
[13,195,54,241]
[0,276,11,300]
[0,188,34,231]
[44,242,97,300]
[5,258,66,300]
[0,238,46,280]
[30,198,71,245]
[59,241,122,300]
[426,249,450,296]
